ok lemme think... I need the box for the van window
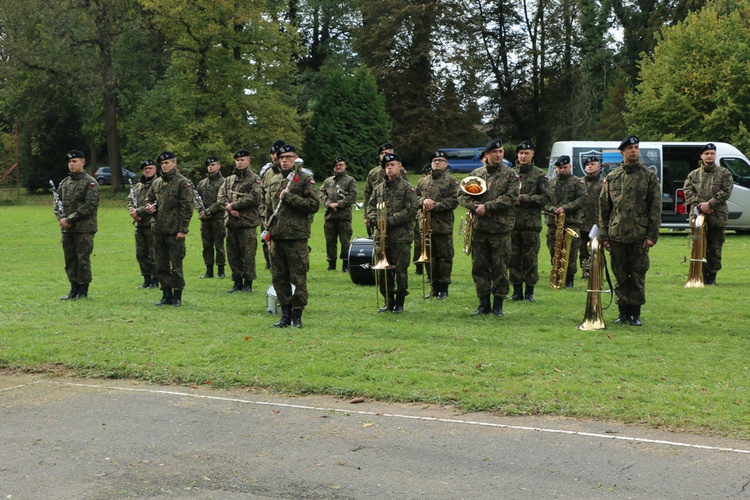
[443,149,479,160]
[721,157,750,188]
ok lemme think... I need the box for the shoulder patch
[89,182,97,187]
[410,187,416,192]
[579,179,585,184]
[543,175,549,179]
[603,179,607,184]
[254,179,261,184]
[310,180,316,185]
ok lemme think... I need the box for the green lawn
[1,192,749,439]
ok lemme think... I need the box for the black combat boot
[155,288,173,306]
[242,279,253,292]
[290,308,303,328]
[172,289,182,307]
[424,287,435,299]
[73,283,89,300]
[61,283,78,301]
[471,296,492,316]
[437,283,448,300]
[341,260,349,273]
[510,284,523,301]
[217,265,226,278]
[565,274,575,288]
[378,295,395,313]
[524,284,535,303]
[705,272,717,285]
[227,280,242,293]
[393,295,405,314]
[615,304,629,324]
[149,276,159,289]
[629,305,643,326]
[141,276,151,288]
[272,305,292,327]
[327,261,336,271]
[199,266,214,279]
[492,297,504,317]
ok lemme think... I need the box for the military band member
[145,151,194,307]
[366,153,418,313]
[682,143,734,285]
[128,159,159,288]
[416,151,459,299]
[218,150,263,293]
[55,150,100,300]
[259,140,286,270]
[457,138,520,317]
[319,157,358,272]
[363,143,408,237]
[265,144,320,328]
[545,155,586,288]
[196,156,227,279]
[509,140,550,302]
[599,135,661,326]
[579,155,604,279]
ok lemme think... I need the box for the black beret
[517,140,534,151]
[66,150,85,160]
[270,140,286,154]
[583,156,601,166]
[381,152,401,167]
[205,156,220,166]
[554,155,571,167]
[378,143,394,154]
[234,150,251,159]
[332,157,345,168]
[618,135,639,151]
[158,151,176,162]
[139,159,155,170]
[699,143,717,154]
[278,144,297,155]
[429,151,447,161]
[484,137,503,153]
[421,163,432,173]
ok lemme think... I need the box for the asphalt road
[1,372,749,499]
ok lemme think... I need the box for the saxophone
[549,212,578,289]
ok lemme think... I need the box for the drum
[266,284,296,315]
[347,237,375,286]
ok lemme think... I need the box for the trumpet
[685,211,707,288]
[415,210,433,298]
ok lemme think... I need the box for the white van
[547,141,750,232]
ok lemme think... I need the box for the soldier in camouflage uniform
[319,157,358,272]
[128,159,158,288]
[218,150,263,293]
[509,141,550,303]
[458,138,520,317]
[599,135,661,326]
[416,151,459,299]
[366,153,418,313]
[196,156,226,279]
[363,143,408,237]
[145,151,194,307]
[265,145,320,328]
[579,156,605,280]
[682,143,734,285]
[55,150,100,300]
[545,155,587,288]
[258,140,285,270]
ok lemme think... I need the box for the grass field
[1,190,749,439]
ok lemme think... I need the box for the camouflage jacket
[196,172,226,222]
[415,169,459,235]
[599,161,661,244]
[544,174,587,228]
[145,169,194,235]
[259,163,280,223]
[265,167,320,240]
[218,168,262,228]
[581,174,604,233]
[320,172,358,221]
[128,175,156,228]
[457,163,519,235]
[683,163,734,228]
[514,163,550,231]
[56,171,99,233]
[363,165,409,210]
[366,175,418,244]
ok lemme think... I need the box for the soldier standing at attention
[259,140,285,270]
[457,138,519,317]
[55,150,100,300]
[545,155,587,288]
[128,159,159,289]
[265,145,320,328]
[509,140,550,303]
[366,153,418,313]
[599,135,661,326]
[145,151,194,307]
[320,157,358,272]
[363,143,408,237]
[579,156,604,280]
[416,151,459,299]
[682,143,734,285]
[196,156,227,279]
[218,150,263,293]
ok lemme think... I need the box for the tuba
[549,212,579,289]
[579,226,609,330]
[458,176,487,256]
[685,211,707,288]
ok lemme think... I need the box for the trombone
[415,210,433,298]
[373,201,394,310]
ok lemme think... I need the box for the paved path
[2,372,749,499]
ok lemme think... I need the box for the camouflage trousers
[226,226,257,281]
[376,241,410,300]
[509,229,541,286]
[200,219,226,267]
[470,232,510,299]
[324,219,353,263]
[546,226,581,277]
[153,233,186,290]
[705,225,726,273]
[62,232,95,284]
[270,239,310,310]
[134,225,156,277]
[608,241,650,306]
[425,232,454,286]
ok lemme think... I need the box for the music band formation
[52,135,731,328]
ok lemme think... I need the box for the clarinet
[49,180,66,219]
[188,181,206,213]
[128,178,138,209]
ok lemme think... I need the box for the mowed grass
[1,191,749,439]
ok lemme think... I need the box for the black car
[94,167,137,185]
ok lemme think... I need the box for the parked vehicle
[437,147,512,173]
[94,167,137,185]
[547,141,750,231]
